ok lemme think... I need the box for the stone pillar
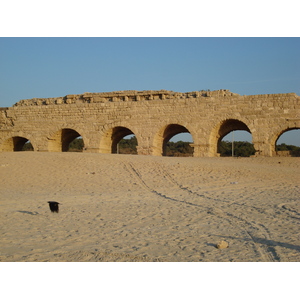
[36,148,49,152]
[34,138,50,152]
[83,147,100,153]
[136,145,152,155]
[83,137,101,153]
[135,134,152,155]
[190,144,213,157]
[0,137,14,152]
[252,141,273,157]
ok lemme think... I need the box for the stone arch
[99,126,138,154]
[210,119,253,156]
[0,136,34,151]
[48,128,83,152]
[271,127,300,155]
[153,123,194,156]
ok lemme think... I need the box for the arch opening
[117,134,138,154]
[166,132,194,157]
[22,140,34,151]
[48,128,83,152]
[217,119,255,157]
[111,127,137,154]
[100,126,138,154]
[160,124,194,157]
[14,137,33,151]
[275,128,300,157]
[68,136,84,152]
[0,136,34,152]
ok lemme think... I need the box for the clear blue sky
[1,37,299,145]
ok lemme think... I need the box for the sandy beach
[0,152,299,262]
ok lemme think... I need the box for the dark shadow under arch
[0,136,34,151]
[61,129,82,152]
[99,126,138,154]
[48,128,83,152]
[275,128,300,156]
[161,124,194,156]
[111,127,136,154]
[216,119,254,156]
[14,136,31,151]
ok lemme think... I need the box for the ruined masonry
[0,89,299,156]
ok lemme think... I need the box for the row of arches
[1,120,299,156]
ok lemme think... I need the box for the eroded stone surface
[0,89,299,156]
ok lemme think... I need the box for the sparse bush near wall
[118,137,194,156]
[68,138,84,152]
[166,141,193,157]
[15,138,300,157]
[219,141,256,157]
[118,136,137,154]
[22,142,34,151]
[276,143,300,157]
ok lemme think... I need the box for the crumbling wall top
[11,89,299,107]
[12,89,239,107]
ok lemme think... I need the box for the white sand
[0,152,299,262]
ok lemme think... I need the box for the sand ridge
[0,152,299,262]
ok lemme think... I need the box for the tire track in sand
[123,162,204,208]
[154,162,283,262]
[123,161,282,261]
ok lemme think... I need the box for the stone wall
[0,89,299,156]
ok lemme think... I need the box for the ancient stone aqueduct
[0,89,299,157]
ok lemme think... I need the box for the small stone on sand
[216,241,229,249]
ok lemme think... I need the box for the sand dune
[0,152,299,262]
